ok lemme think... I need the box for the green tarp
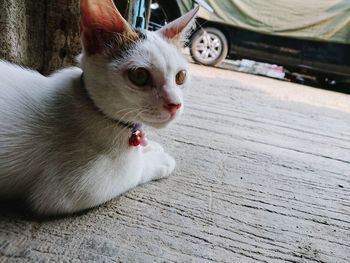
[177,0,350,44]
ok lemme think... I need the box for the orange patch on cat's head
[80,0,137,55]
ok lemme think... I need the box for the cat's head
[79,0,198,128]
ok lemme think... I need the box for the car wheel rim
[193,32,223,63]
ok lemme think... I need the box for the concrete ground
[1,64,349,262]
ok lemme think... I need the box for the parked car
[150,0,350,89]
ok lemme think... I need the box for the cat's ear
[80,0,138,56]
[157,6,199,45]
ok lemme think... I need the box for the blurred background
[151,0,350,93]
[0,0,349,92]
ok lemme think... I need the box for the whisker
[111,108,143,142]
[97,107,136,133]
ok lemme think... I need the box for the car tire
[189,27,228,66]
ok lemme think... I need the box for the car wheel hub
[193,32,223,63]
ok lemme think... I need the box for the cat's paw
[156,152,176,179]
[140,152,176,184]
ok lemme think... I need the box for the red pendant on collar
[129,129,147,147]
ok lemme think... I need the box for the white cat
[0,0,198,215]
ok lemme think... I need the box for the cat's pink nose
[164,103,181,115]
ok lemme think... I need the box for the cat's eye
[176,70,187,85]
[128,68,150,86]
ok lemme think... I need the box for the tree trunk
[43,0,80,74]
[0,0,80,74]
[0,0,46,71]
[0,0,134,74]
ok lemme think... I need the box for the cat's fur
[0,0,198,215]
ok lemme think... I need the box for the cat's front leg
[142,140,164,153]
[139,143,175,184]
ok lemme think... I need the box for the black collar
[80,73,139,130]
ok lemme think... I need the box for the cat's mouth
[138,113,175,128]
